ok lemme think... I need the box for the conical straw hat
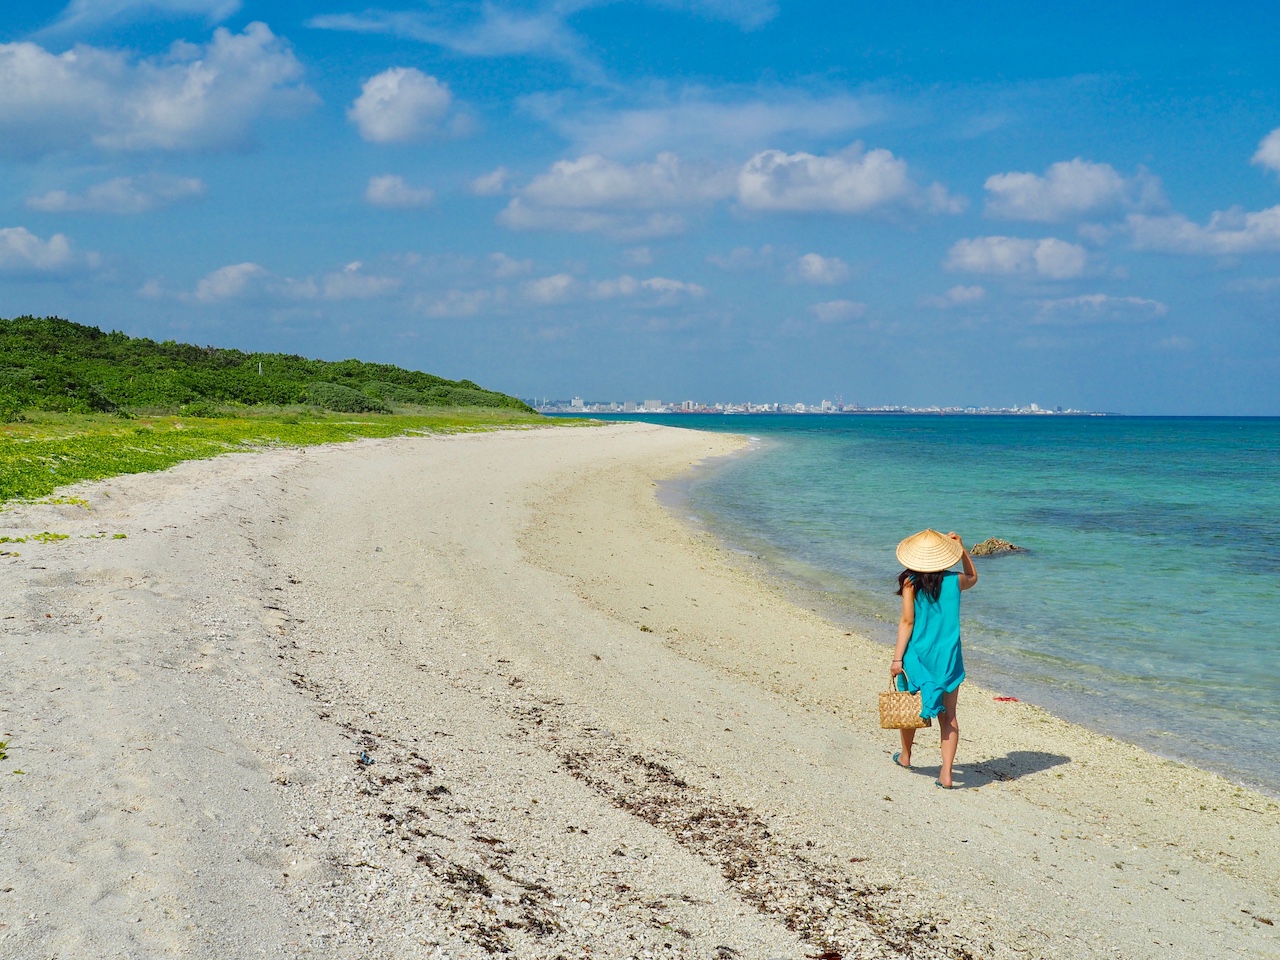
[896,529,963,572]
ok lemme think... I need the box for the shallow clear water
[586,414,1280,795]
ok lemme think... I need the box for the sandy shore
[2,421,1277,959]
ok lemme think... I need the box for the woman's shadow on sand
[911,750,1070,788]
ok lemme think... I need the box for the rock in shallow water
[970,537,1026,557]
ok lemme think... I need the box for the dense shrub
[306,382,391,413]
[363,380,427,405]
[0,316,533,415]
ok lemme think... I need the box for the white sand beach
[2,421,1278,959]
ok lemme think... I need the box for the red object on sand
[993,696,1019,702]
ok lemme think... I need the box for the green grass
[0,407,580,506]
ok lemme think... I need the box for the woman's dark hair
[897,569,944,603]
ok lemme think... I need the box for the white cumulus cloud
[26,174,205,213]
[810,299,865,323]
[1127,206,1280,255]
[500,152,731,239]
[501,144,959,237]
[790,253,850,285]
[365,174,435,208]
[983,159,1154,221]
[1032,293,1168,325]
[736,143,962,214]
[194,261,268,301]
[922,284,986,308]
[946,236,1087,279]
[0,226,78,273]
[0,23,314,158]
[1252,128,1280,175]
[348,67,455,144]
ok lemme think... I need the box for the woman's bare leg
[897,726,916,767]
[937,689,960,786]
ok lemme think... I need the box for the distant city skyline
[534,398,1090,415]
[3,3,1280,414]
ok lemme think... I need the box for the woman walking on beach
[890,530,978,788]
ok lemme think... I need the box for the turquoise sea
[585,414,1280,796]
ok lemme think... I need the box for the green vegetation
[1,408,551,506]
[0,316,570,506]
[0,315,532,417]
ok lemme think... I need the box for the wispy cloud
[522,271,705,305]
[309,4,603,82]
[789,253,849,285]
[310,1,780,84]
[527,88,886,158]
[190,260,400,303]
[470,167,513,196]
[707,244,773,270]
[810,299,865,323]
[1032,293,1167,325]
[365,175,435,209]
[41,0,241,35]
[26,175,205,214]
[921,285,985,308]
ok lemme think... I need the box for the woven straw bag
[879,675,931,730]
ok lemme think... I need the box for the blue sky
[3,1,1280,413]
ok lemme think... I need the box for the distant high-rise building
[570,397,584,409]
[643,399,662,411]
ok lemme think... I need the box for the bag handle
[888,670,911,693]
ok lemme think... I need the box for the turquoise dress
[899,572,965,719]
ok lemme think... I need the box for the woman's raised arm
[948,532,978,591]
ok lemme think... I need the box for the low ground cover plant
[0,408,550,506]
[0,315,567,505]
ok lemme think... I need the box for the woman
[890,529,978,789]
